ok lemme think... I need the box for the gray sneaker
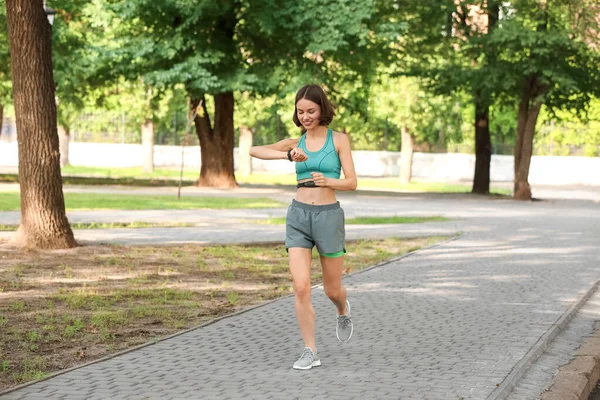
[293,347,321,370]
[336,299,353,342]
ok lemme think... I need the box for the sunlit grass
[60,165,198,180]
[350,216,450,224]
[251,215,450,225]
[1,167,511,195]
[357,178,511,195]
[0,193,286,211]
[238,172,511,195]
[0,236,448,390]
[0,221,197,231]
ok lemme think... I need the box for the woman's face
[296,98,321,130]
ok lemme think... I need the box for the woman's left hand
[310,172,328,187]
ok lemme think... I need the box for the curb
[540,322,600,400]
[0,235,458,397]
[487,279,600,400]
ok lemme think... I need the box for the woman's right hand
[290,148,308,162]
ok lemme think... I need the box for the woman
[249,84,358,370]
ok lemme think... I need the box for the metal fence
[1,114,598,157]
[0,117,16,142]
[68,112,199,146]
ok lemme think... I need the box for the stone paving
[1,187,600,399]
[507,290,600,400]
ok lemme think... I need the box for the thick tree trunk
[192,93,237,188]
[399,125,414,184]
[141,118,154,173]
[513,76,547,201]
[472,99,491,194]
[6,0,76,248]
[57,125,70,167]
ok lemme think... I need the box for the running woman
[249,84,358,370]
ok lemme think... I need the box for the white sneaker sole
[293,360,322,370]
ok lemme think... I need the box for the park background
[1,0,599,197]
[1,1,600,397]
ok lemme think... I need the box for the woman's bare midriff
[295,182,337,205]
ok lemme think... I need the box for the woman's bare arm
[249,138,307,162]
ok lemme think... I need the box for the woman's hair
[292,84,336,132]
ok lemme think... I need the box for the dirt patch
[0,236,445,390]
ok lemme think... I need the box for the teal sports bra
[296,129,341,181]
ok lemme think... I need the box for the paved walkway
[1,188,600,399]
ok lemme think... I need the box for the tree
[490,0,600,199]
[52,0,91,167]
[106,0,377,188]
[52,0,120,166]
[535,98,600,157]
[5,0,76,248]
[394,0,500,194]
[471,1,500,194]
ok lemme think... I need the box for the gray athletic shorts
[285,200,346,256]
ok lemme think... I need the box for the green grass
[1,168,511,195]
[60,165,199,180]
[251,215,451,225]
[0,193,286,211]
[0,236,449,391]
[0,221,197,232]
[0,164,198,187]
[348,216,450,224]
[237,173,512,195]
[358,178,511,195]
[0,173,196,188]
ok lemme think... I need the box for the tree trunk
[6,0,76,248]
[472,98,491,194]
[192,93,237,188]
[513,76,547,201]
[399,125,414,184]
[470,2,499,195]
[438,125,446,152]
[238,126,253,178]
[57,125,70,167]
[141,118,154,173]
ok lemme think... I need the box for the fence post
[57,125,70,167]
[399,125,414,184]
[142,119,154,173]
[238,126,253,177]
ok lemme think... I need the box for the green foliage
[4,0,598,157]
[65,80,189,144]
[0,192,287,211]
[0,4,11,107]
[391,0,600,157]
[488,1,600,114]
[52,0,114,126]
[535,98,600,156]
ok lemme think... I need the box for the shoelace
[338,315,352,329]
[300,348,314,362]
